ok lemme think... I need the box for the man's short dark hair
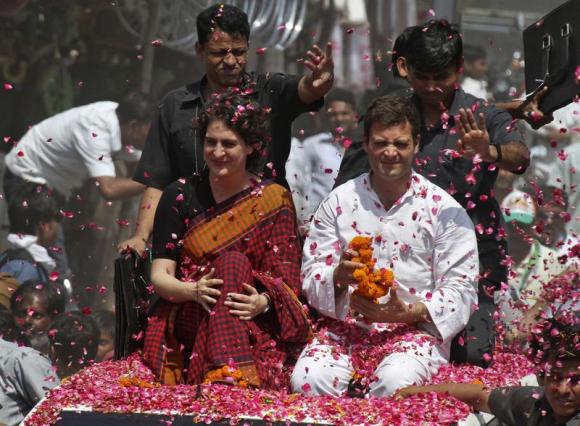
[199,90,270,170]
[10,281,66,318]
[91,309,115,338]
[7,185,59,235]
[48,311,99,372]
[197,4,250,45]
[116,91,154,124]
[392,19,462,77]
[528,314,579,373]
[463,44,487,63]
[326,87,357,110]
[0,304,29,345]
[363,94,421,142]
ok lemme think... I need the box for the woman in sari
[142,93,310,390]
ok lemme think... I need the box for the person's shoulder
[0,339,50,368]
[413,173,470,213]
[489,386,542,419]
[490,385,540,398]
[162,177,196,198]
[302,132,332,147]
[255,71,296,80]
[158,82,201,109]
[330,173,367,198]
[75,101,120,130]
[255,72,300,89]
[261,181,295,207]
[458,89,510,120]
[456,89,488,110]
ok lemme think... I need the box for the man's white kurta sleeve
[422,205,479,344]
[301,193,350,320]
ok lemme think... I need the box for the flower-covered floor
[25,352,534,425]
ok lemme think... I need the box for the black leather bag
[523,0,580,114]
[114,249,155,359]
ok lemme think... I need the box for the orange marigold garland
[119,374,160,388]
[349,236,394,302]
[204,365,248,388]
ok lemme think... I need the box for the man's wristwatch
[491,143,502,163]
[261,292,271,314]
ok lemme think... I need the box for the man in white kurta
[291,94,479,397]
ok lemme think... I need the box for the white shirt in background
[462,76,491,100]
[286,132,345,230]
[5,102,140,198]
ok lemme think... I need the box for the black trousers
[451,241,507,368]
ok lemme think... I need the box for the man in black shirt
[120,4,333,253]
[336,20,531,367]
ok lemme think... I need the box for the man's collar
[446,88,465,116]
[180,77,205,104]
[363,171,418,208]
[180,73,256,105]
[411,88,468,130]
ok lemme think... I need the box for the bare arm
[117,186,162,253]
[95,176,145,201]
[489,140,531,173]
[397,383,492,413]
[151,258,223,311]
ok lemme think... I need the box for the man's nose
[555,378,571,395]
[223,52,237,66]
[382,147,398,159]
[425,80,437,92]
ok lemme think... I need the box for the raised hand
[303,42,334,89]
[456,108,492,161]
[517,86,553,129]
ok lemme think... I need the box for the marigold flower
[349,236,394,302]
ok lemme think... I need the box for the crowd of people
[0,3,578,426]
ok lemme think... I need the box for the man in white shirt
[291,94,478,397]
[287,88,359,232]
[3,93,151,302]
[4,92,151,202]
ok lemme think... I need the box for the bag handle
[542,23,573,87]
[552,23,572,84]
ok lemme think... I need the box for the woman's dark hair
[363,94,421,141]
[8,185,60,235]
[48,311,99,371]
[392,19,462,77]
[10,280,66,318]
[199,90,270,171]
[197,4,250,45]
